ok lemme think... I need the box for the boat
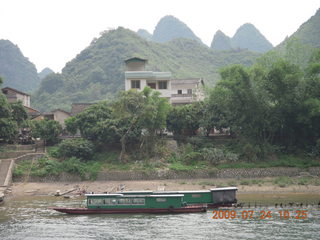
[52,193,207,214]
[117,187,238,208]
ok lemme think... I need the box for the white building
[124,57,204,105]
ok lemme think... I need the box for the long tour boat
[116,187,238,208]
[52,193,207,214]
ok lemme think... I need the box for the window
[156,198,167,202]
[177,90,182,94]
[131,80,140,89]
[147,83,156,89]
[191,194,202,198]
[187,89,192,94]
[158,81,167,89]
[132,198,145,205]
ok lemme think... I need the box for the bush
[273,176,293,187]
[58,138,94,160]
[242,143,259,161]
[201,147,239,164]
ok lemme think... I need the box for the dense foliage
[30,119,62,145]
[66,87,171,161]
[57,138,94,160]
[0,78,28,142]
[0,40,40,93]
[32,27,260,112]
[206,49,320,154]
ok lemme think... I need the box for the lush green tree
[10,101,28,127]
[0,77,19,142]
[167,102,202,136]
[112,87,170,160]
[31,119,62,145]
[66,101,121,144]
[57,138,94,160]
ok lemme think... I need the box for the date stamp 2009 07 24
[212,209,308,220]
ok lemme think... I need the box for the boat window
[89,198,104,205]
[192,194,202,198]
[132,198,145,205]
[117,198,132,204]
[156,198,167,202]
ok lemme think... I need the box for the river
[0,194,319,240]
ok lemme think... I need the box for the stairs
[0,159,14,186]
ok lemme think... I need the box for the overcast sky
[1,0,319,72]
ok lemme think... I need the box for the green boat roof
[210,187,238,191]
[85,194,184,198]
[154,190,210,194]
[116,191,153,194]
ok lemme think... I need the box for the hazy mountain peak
[38,67,54,80]
[231,23,273,52]
[0,39,39,93]
[152,15,202,43]
[210,30,232,50]
[137,29,152,41]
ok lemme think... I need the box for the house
[43,109,71,127]
[71,103,94,116]
[2,87,30,107]
[24,106,42,120]
[124,57,204,105]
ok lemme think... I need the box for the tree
[10,101,28,127]
[66,101,121,144]
[31,119,62,145]
[167,102,202,136]
[112,87,170,161]
[0,77,19,142]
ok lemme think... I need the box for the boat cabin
[210,187,238,205]
[86,194,185,209]
[117,187,238,206]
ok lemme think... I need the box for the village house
[124,57,204,105]
[43,109,71,127]
[70,103,94,116]
[2,87,31,107]
[2,87,41,119]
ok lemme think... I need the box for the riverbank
[8,178,320,199]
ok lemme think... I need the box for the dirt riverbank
[8,178,320,199]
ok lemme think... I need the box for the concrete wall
[53,111,71,127]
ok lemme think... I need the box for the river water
[0,195,319,240]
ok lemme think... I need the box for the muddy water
[0,194,319,240]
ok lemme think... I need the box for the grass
[13,156,103,181]
[216,154,320,169]
[198,181,215,186]
[273,176,293,188]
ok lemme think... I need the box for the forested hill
[278,8,320,48]
[0,40,40,93]
[211,24,273,53]
[32,27,260,112]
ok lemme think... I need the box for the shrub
[273,176,293,187]
[242,143,259,161]
[58,138,94,160]
[201,147,239,164]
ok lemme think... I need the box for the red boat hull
[207,203,234,209]
[52,205,207,214]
